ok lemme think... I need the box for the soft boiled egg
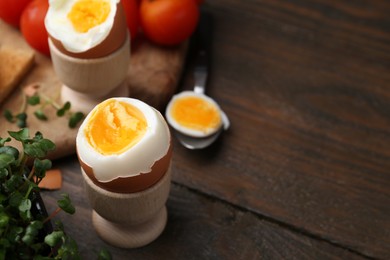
[76,98,172,193]
[165,91,223,138]
[45,0,127,59]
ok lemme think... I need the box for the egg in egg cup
[76,98,173,248]
[46,0,130,114]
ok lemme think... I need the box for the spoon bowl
[171,108,229,149]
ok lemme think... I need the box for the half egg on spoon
[76,98,172,193]
[165,91,223,138]
[45,0,127,58]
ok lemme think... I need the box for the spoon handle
[194,12,213,95]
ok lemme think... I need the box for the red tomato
[140,0,199,46]
[121,0,139,41]
[20,0,49,56]
[194,0,204,4]
[0,0,32,27]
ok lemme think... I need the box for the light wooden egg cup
[49,34,130,114]
[81,167,172,248]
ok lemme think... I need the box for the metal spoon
[166,12,230,149]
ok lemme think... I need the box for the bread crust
[0,46,35,105]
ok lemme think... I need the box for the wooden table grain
[41,0,390,259]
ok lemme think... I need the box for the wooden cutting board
[0,20,187,159]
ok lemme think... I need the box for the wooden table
[41,1,390,258]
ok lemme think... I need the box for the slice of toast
[0,45,35,105]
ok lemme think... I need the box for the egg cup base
[61,81,129,114]
[92,206,167,249]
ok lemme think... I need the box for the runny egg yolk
[84,99,147,155]
[68,0,111,33]
[171,96,221,132]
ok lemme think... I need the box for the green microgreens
[0,129,111,259]
[0,129,79,258]
[3,86,84,129]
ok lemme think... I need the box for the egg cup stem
[81,166,171,249]
[92,207,167,248]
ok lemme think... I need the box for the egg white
[76,97,171,183]
[165,91,223,138]
[45,0,120,53]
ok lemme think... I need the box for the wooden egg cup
[81,167,172,248]
[49,34,130,114]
